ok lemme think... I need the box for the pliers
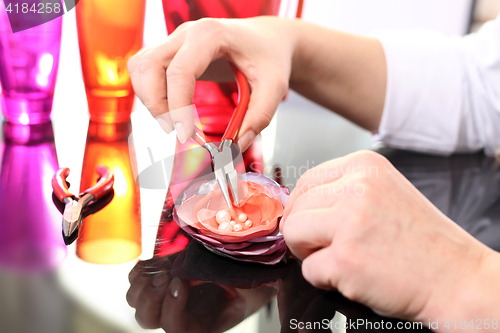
[51,165,115,245]
[191,64,250,209]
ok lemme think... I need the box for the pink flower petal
[176,194,206,229]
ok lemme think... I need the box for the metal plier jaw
[204,139,240,209]
[61,194,94,239]
[52,166,114,245]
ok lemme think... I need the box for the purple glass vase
[0,2,62,125]
[0,122,66,272]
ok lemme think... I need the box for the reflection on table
[77,121,142,264]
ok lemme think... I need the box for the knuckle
[175,20,193,32]
[254,111,273,130]
[292,192,308,210]
[128,267,138,281]
[135,311,155,329]
[138,55,157,74]
[282,216,306,248]
[125,292,134,307]
[166,63,187,81]
[194,18,224,35]
[275,77,289,98]
[135,312,147,328]
[134,312,143,326]
[294,180,311,198]
[301,258,317,284]
[281,217,297,241]
[333,240,359,272]
[349,205,371,230]
[338,279,360,301]
[128,48,151,73]
[296,170,313,188]
[353,150,388,168]
[127,55,139,72]
[142,99,163,113]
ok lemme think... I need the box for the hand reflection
[127,243,277,332]
[277,259,372,333]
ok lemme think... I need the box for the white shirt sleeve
[372,14,500,156]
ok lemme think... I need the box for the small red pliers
[51,165,114,245]
[191,64,250,209]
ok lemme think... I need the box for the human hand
[127,16,294,151]
[127,254,275,332]
[280,150,497,325]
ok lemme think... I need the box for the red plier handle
[192,63,250,146]
[52,165,115,202]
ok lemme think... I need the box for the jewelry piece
[218,222,232,232]
[216,210,231,224]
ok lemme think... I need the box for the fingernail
[169,277,181,298]
[174,122,188,143]
[152,273,167,288]
[156,114,174,134]
[238,130,256,152]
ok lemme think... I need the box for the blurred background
[1,0,499,332]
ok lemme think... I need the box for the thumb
[237,75,288,152]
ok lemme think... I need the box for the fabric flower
[173,173,289,265]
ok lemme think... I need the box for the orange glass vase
[77,121,141,264]
[76,0,146,123]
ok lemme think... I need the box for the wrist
[289,19,316,88]
[454,250,500,323]
[418,247,500,331]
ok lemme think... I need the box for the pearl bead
[218,222,232,232]
[245,220,253,228]
[215,210,230,224]
[238,213,247,222]
[233,224,243,231]
[230,220,236,226]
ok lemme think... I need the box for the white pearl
[237,213,247,222]
[230,220,236,226]
[215,210,230,224]
[233,224,243,231]
[218,222,232,232]
[245,220,253,228]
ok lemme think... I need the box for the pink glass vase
[0,3,62,125]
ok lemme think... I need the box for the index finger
[127,38,183,118]
[165,26,227,142]
[282,208,339,260]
